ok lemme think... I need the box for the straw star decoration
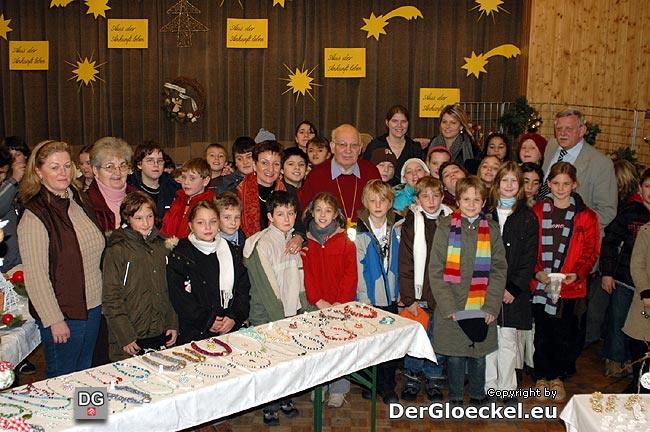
[67,52,106,90]
[281,63,321,102]
[0,14,11,40]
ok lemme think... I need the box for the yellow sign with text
[324,48,366,78]
[9,41,49,70]
[226,18,268,49]
[419,88,461,118]
[108,19,148,49]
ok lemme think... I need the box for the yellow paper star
[0,14,12,41]
[50,0,75,7]
[461,44,521,78]
[273,0,286,7]
[67,53,106,90]
[470,0,509,21]
[85,0,110,19]
[361,6,423,41]
[281,63,321,102]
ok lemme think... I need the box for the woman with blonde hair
[426,104,481,173]
[18,140,104,377]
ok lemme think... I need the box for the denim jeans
[447,355,486,401]
[38,306,101,378]
[603,284,633,363]
[403,311,445,379]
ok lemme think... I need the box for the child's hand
[221,163,234,176]
[601,276,616,294]
[406,303,419,316]
[211,316,235,334]
[316,299,332,309]
[503,291,515,304]
[165,329,178,347]
[485,313,496,324]
[123,341,141,356]
[285,236,303,255]
[447,313,456,321]
[535,271,550,284]
[564,273,578,284]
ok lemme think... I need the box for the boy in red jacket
[161,158,215,239]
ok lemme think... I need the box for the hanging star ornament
[470,0,509,21]
[161,0,208,47]
[281,63,321,102]
[461,44,521,78]
[67,52,106,91]
[361,6,423,41]
[50,0,75,7]
[273,0,286,7]
[85,0,110,19]
[0,14,12,40]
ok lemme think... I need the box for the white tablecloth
[561,394,649,432]
[0,298,40,365]
[13,302,434,432]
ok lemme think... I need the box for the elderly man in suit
[540,108,617,376]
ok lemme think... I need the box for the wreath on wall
[161,76,205,124]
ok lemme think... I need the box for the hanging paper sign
[324,48,366,78]
[9,41,49,70]
[419,88,461,118]
[226,18,268,48]
[108,19,148,49]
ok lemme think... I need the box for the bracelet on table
[319,308,349,321]
[0,391,71,411]
[171,348,206,363]
[319,326,357,341]
[193,363,231,379]
[345,319,378,334]
[379,316,395,325]
[109,385,152,405]
[113,361,150,379]
[140,351,186,372]
[230,352,272,369]
[191,338,232,357]
[291,333,325,351]
[344,303,377,319]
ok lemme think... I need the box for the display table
[560,393,649,432]
[0,302,435,432]
[0,298,40,365]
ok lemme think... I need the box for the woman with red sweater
[530,162,600,402]
[301,191,358,407]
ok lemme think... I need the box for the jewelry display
[379,316,395,325]
[624,394,646,412]
[319,326,357,341]
[255,324,292,344]
[140,351,187,372]
[14,384,53,398]
[108,385,152,405]
[193,363,231,379]
[113,361,150,379]
[262,341,307,357]
[172,348,206,363]
[230,352,272,369]
[132,378,176,397]
[223,332,264,352]
[85,368,124,385]
[0,402,32,419]
[291,333,325,351]
[33,409,71,422]
[345,319,378,335]
[297,313,328,328]
[319,308,349,321]
[344,303,378,319]
[190,338,232,357]
[276,319,311,333]
[0,391,71,411]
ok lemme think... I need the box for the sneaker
[381,390,399,405]
[535,379,549,401]
[279,401,299,418]
[401,374,421,402]
[549,378,566,402]
[263,410,279,426]
[16,360,36,375]
[424,378,444,402]
[327,393,346,408]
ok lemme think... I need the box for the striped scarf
[532,197,576,315]
[443,209,491,310]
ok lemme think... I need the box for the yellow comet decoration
[461,44,520,79]
[0,14,12,40]
[361,6,423,41]
[85,0,110,19]
[281,63,321,102]
[67,53,106,90]
[470,0,509,21]
[50,0,75,7]
[273,0,286,7]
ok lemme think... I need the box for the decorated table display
[0,271,40,368]
[561,393,648,432]
[0,302,434,432]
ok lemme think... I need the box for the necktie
[538,149,569,199]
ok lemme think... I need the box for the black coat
[490,199,539,329]
[127,170,181,220]
[167,238,251,344]
[362,134,425,184]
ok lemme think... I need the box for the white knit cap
[400,158,430,182]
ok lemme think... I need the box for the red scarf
[237,173,286,237]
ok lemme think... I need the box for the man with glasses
[299,124,380,224]
[128,141,180,219]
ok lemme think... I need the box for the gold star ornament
[67,53,106,90]
[281,63,321,102]
[0,14,12,40]
[470,0,509,21]
[50,0,75,7]
[85,0,110,19]
[273,0,286,7]
[461,44,521,78]
[361,6,423,41]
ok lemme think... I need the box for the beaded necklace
[319,308,349,321]
[320,326,357,341]
[345,319,378,335]
[168,372,204,389]
[291,333,325,351]
[171,348,206,363]
[0,392,71,411]
[230,352,272,369]
[113,361,150,379]
[14,384,54,398]
[108,385,152,405]
[140,351,186,372]
[0,402,32,419]
[344,303,378,318]
[193,363,231,379]
[132,379,176,396]
[190,338,232,357]
[225,333,264,352]
[263,341,307,357]
[85,368,124,385]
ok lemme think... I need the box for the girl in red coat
[530,162,600,402]
[301,191,358,407]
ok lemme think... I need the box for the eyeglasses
[143,158,165,166]
[100,163,129,173]
[334,142,361,151]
